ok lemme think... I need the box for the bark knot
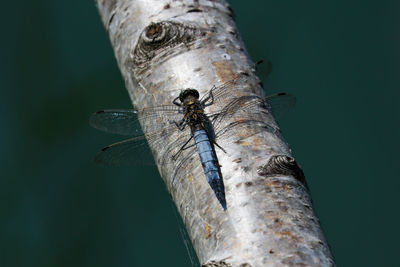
[257,155,308,189]
[130,21,211,76]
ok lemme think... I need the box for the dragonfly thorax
[179,88,200,104]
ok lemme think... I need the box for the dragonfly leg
[171,118,187,131]
[172,135,194,160]
[181,143,196,151]
[173,96,182,107]
[202,86,215,107]
[209,113,220,123]
[213,140,227,153]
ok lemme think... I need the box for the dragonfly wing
[95,136,155,166]
[90,109,142,136]
[200,74,250,107]
[211,95,276,142]
[137,105,193,163]
[212,92,296,130]
[255,59,273,82]
[211,92,296,144]
[91,104,195,166]
[94,125,195,166]
[211,95,266,128]
[265,92,296,119]
[90,105,182,136]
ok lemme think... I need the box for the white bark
[95,0,335,266]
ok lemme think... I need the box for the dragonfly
[90,75,295,210]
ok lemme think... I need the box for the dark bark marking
[245,181,253,187]
[187,8,203,13]
[226,5,235,19]
[100,0,117,31]
[202,260,232,267]
[108,12,116,27]
[131,21,210,76]
[257,155,309,190]
[232,157,242,163]
[242,166,250,173]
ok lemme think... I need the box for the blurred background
[1,0,398,266]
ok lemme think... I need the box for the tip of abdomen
[220,198,227,211]
[208,172,227,211]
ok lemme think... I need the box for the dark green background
[1,0,398,266]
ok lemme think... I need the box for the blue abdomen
[193,129,226,210]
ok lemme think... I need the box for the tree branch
[95,0,335,266]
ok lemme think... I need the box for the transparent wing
[92,113,195,166]
[210,93,296,143]
[210,95,274,141]
[200,74,250,107]
[211,95,263,127]
[255,59,273,82]
[90,109,142,136]
[90,103,195,166]
[200,72,295,119]
[94,127,195,166]
[89,105,182,136]
[265,92,296,119]
[211,92,296,126]
[94,137,155,166]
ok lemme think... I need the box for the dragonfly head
[179,88,200,103]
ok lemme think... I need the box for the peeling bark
[95,0,335,266]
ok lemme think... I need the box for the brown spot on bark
[212,61,237,82]
[275,231,303,243]
[205,223,212,239]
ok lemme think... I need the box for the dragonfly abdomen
[193,129,227,210]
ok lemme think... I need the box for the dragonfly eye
[179,88,200,102]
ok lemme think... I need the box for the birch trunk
[95,0,335,266]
